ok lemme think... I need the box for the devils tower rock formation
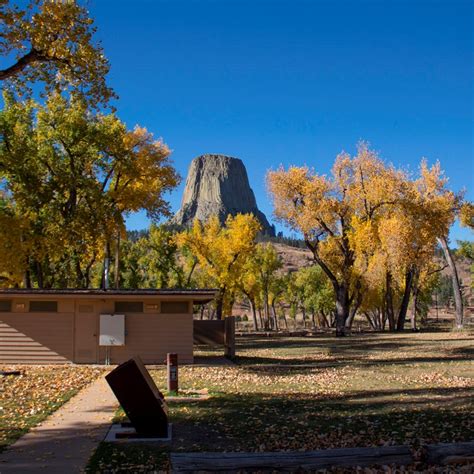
[173,154,275,236]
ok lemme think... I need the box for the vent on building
[29,301,58,312]
[114,301,143,313]
[160,301,189,314]
[0,300,12,312]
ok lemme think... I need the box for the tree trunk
[301,306,307,329]
[345,292,361,329]
[114,232,121,289]
[311,309,316,328]
[263,289,271,329]
[101,242,111,290]
[438,236,464,329]
[364,312,376,330]
[185,258,198,287]
[215,289,225,320]
[83,254,96,289]
[411,286,418,330]
[385,272,396,331]
[396,268,414,331]
[271,300,279,331]
[376,309,384,330]
[335,284,350,336]
[250,298,258,331]
[279,304,289,330]
[258,308,264,329]
[23,259,32,289]
[319,309,329,328]
[228,292,236,319]
[36,261,44,289]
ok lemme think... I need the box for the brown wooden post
[224,316,236,359]
[167,353,178,393]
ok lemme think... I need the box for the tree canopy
[0,92,179,287]
[267,143,459,334]
[176,214,261,319]
[0,0,114,106]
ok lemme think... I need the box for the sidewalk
[0,375,117,473]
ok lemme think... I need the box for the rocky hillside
[272,242,313,272]
[172,154,275,235]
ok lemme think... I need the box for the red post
[167,353,178,394]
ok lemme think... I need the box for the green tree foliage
[115,225,184,289]
[0,92,179,288]
[430,274,454,308]
[456,240,474,262]
[294,266,335,328]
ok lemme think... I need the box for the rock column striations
[172,154,275,236]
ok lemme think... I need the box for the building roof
[0,288,218,303]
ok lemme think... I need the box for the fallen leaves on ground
[154,332,474,455]
[86,330,473,472]
[0,365,103,449]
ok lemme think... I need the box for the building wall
[0,297,194,364]
[101,313,193,364]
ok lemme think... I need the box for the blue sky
[90,0,473,241]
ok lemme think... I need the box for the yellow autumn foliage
[176,214,261,318]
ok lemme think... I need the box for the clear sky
[88,0,473,242]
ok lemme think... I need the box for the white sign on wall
[99,314,125,346]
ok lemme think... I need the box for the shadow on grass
[234,332,474,369]
[84,384,473,470]
[236,353,472,370]
[166,386,473,453]
[236,333,474,353]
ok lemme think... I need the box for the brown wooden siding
[0,313,74,364]
[0,297,196,365]
[101,313,193,364]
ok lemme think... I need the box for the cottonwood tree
[0,0,114,107]
[268,145,460,334]
[135,225,184,288]
[294,265,335,329]
[239,243,284,330]
[112,225,184,289]
[238,258,263,330]
[459,202,474,230]
[0,92,179,287]
[0,194,29,285]
[176,214,261,319]
[410,162,462,328]
[268,274,289,329]
[252,243,283,329]
[268,143,404,335]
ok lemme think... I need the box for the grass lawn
[0,365,103,451]
[87,330,473,472]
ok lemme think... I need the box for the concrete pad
[0,375,117,474]
[104,423,172,443]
